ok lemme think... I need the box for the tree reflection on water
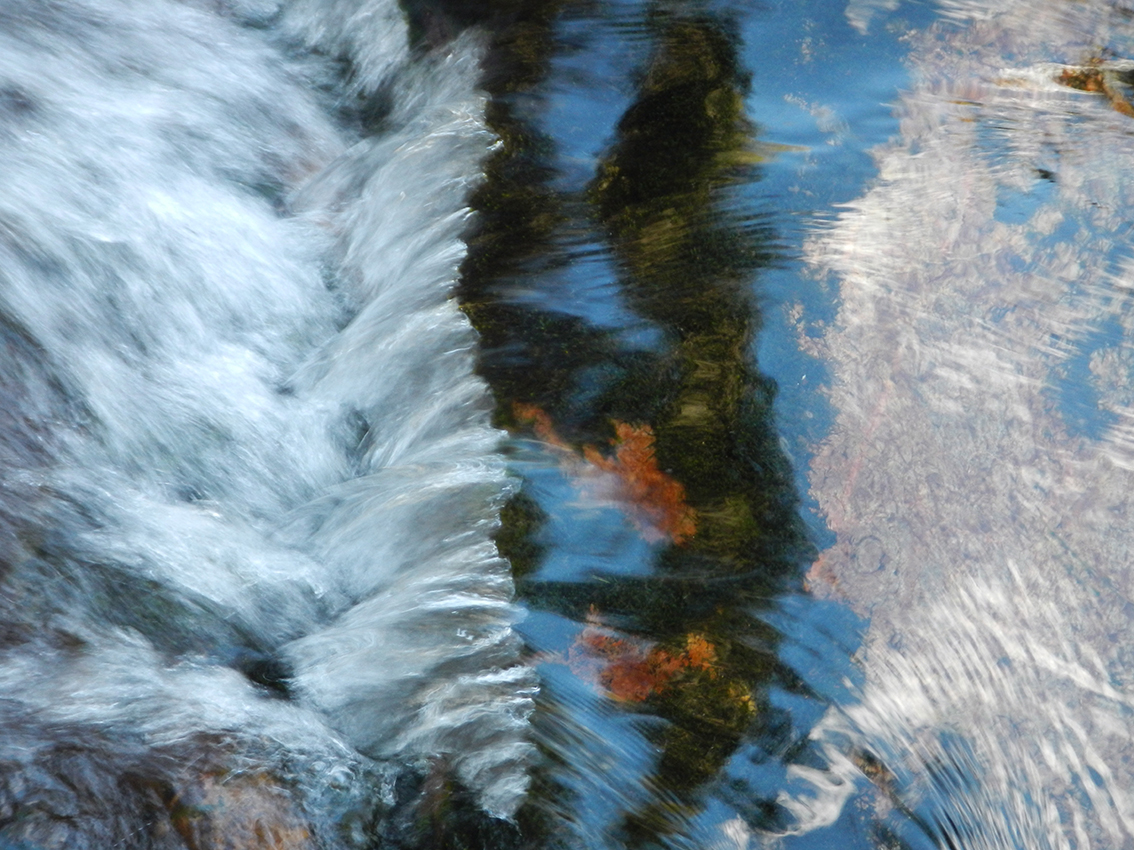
[455,2,814,846]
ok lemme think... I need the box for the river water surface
[1,0,1132,849]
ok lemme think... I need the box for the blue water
[487,0,931,845]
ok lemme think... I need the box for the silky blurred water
[0,2,530,846]
[6,1,1134,849]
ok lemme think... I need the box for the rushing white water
[780,2,1134,849]
[0,0,533,845]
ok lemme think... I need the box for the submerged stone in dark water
[375,759,526,850]
[232,649,295,699]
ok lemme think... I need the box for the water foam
[0,0,532,843]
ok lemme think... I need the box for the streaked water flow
[7,0,1134,849]
[0,2,530,846]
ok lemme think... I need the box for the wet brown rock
[166,771,314,850]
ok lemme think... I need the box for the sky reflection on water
[798,3,1134,850]
[458,0,925,847]
[463,0,1134,847]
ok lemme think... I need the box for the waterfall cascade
[13,1,1134,848]
[0,0,533,846]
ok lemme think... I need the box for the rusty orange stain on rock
[166,770,313,850]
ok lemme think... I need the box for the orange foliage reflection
[567,608,717,702]
[513,404,697,545]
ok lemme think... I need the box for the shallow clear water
[5,1,1134,849]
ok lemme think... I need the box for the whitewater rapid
[0,0,532,846]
